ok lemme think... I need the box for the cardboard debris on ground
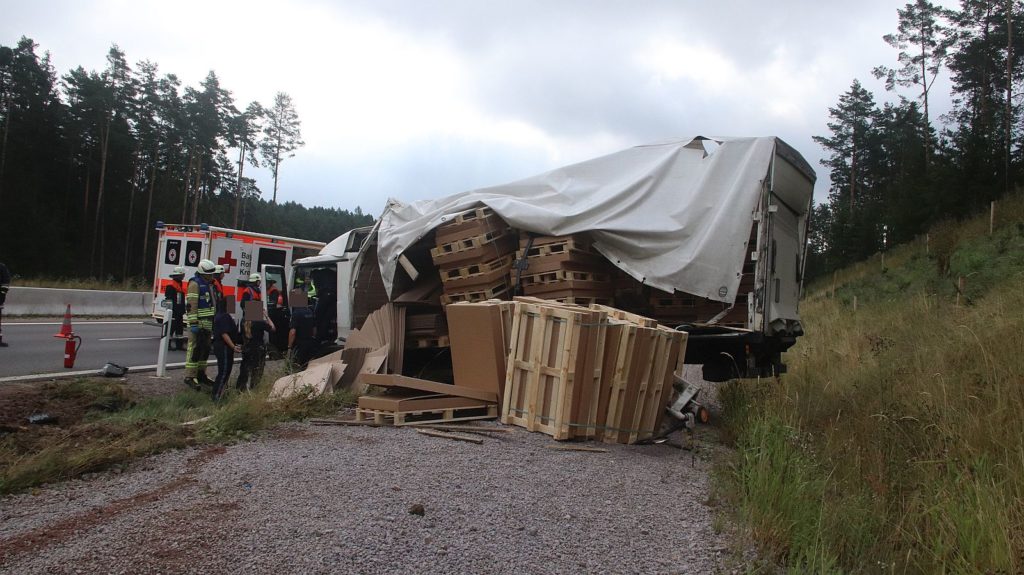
[269,362,339,401]
[356,373,498,404]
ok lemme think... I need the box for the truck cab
[289,225,374,345]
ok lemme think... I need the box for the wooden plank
[407,424,512,433]
[356,373,499,403]
[415,428,484,444]
[358,403,498,426]
[590,304,658,327]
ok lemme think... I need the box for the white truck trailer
[292,136,814,380]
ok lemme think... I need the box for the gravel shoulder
[0,403,733,575]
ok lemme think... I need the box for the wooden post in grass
[832,271,837,299]
[853,295,858,311]
[956,276,965,307]
[925,233,930,255]
[990,201,995,235]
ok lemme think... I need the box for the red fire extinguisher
[63,334,83,368]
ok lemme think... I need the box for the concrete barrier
[5,286,152,317]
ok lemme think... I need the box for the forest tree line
[0,38,373,280]
[809,0,1024,278]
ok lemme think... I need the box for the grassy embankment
[720,194,1024,573]
[0,371,354,495]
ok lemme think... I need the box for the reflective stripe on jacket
[186,274,215,329]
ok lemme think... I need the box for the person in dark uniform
[288,304,317,370]
[236,273,276,391]
[265,279,288,354]
[164,266,187,350]
[211,309,241,401]
[0,261,10,348]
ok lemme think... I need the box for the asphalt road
[0,319,186,379]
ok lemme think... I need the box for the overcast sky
[3,0,958,214]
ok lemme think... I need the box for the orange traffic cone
[54,304,73,338]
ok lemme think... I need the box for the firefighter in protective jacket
[184,259,217,390]
[164,266,187,350]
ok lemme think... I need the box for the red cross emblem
[218,251,238,272]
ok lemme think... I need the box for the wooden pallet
[518,233,594,251]
[502,303,581,439]
[355,403,498,426]
[432,233,518,269]
[523,280,613,297]
[521,269,612,286]
[442,254,514,282]
[435,208,508,246]
[550,294,613,307]
[515,237,594,259]
[440,282,510,305]
[432,228,513,258]
[444,205,495,226]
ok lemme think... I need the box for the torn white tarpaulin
[376,136,813,303]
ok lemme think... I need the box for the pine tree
[228,101,264,227]
[873,0,955,171]
[259,92,304,204]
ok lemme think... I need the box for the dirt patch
[0,380,132,431]
[0,446,226,566]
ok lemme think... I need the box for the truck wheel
[695,405,710,424]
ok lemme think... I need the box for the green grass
[0,373,356,495]
[721,197,1024,573]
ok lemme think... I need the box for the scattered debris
[415,428,484,445]
[181,415,213,427]
[26,413,57,425]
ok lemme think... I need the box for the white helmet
[170,266,185,277]
[197,259,216,274]
[249,273,261,283]
[214,264,225,274]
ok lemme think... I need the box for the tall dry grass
[722,200,1024,573]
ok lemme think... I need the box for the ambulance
[150,222,325,319]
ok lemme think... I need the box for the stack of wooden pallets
[431,206,518,305]
[514,233,615,306]
[500,297,686,444]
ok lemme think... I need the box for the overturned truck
[291,136,814,381]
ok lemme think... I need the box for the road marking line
[98,336,162,341]
[7,321,148,326]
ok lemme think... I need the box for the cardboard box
[446,301,513,404]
